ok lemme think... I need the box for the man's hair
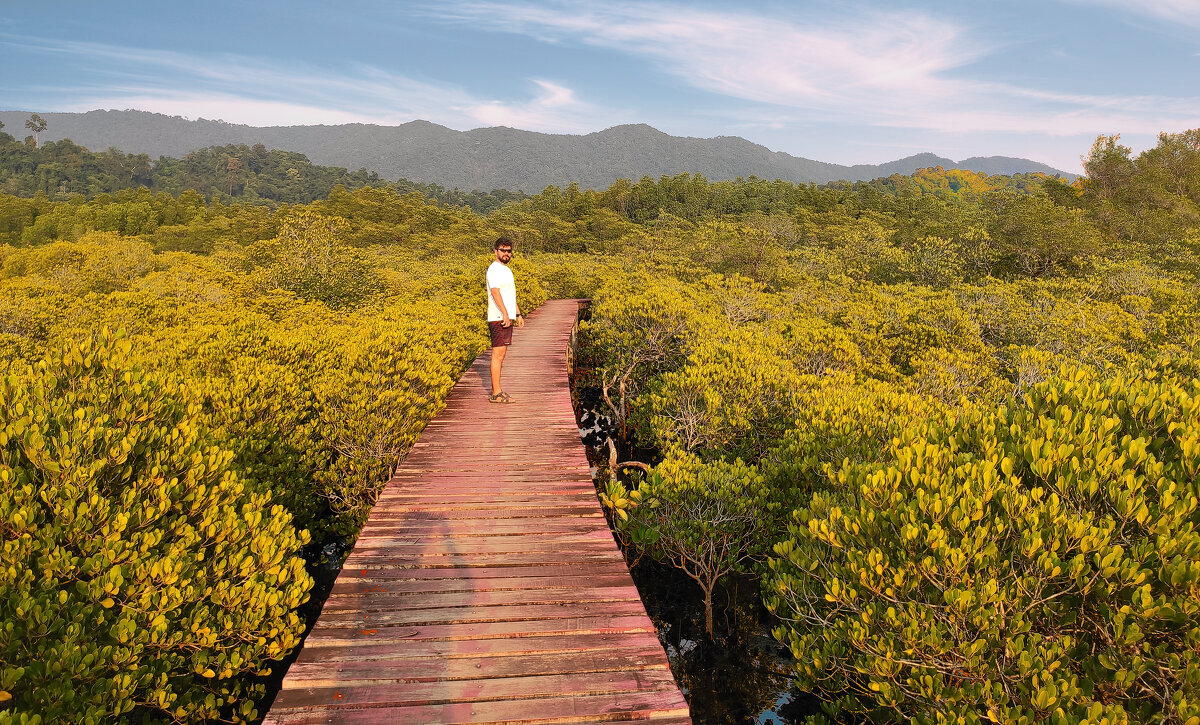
[493,236,514,251]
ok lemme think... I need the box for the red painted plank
[395,463,593,472]
[377,493,600,503]
[328,574,637,598]
[292,631,665,664]
[303,614,658,645]
[347,539,618,557]
[354,522,614,538]
[335,563,635,581]
[373,502,600,513]
[353,530,615,545]
[315,600,652,628]
[340,552,620,569]
[265,691,689,724]
[322,585,643,612]
[269,669,683,709]
[289,633,667,667]
[384,472,595,484]
[376,487,596,498]
[280,647,670,686]
[363,507,605,519]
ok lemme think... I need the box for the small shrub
[601,452,777,638]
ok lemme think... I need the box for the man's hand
[516,314,525,328]
[502,315,511,328]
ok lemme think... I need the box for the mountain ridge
[0,109,1074,192]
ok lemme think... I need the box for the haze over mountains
[0,109,1073,192]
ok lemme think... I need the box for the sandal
[488,392,512,403]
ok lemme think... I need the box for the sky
[2,0,1199,174]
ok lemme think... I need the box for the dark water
[254,538,350,719]
[623,554,821,725]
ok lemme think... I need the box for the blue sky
[2,0,1199,173]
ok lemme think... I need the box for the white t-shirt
[486,261,518,322]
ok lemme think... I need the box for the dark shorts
[489,320,513,347]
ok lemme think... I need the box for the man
[486,237,523,402]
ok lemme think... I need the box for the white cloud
[1062,0,1200,27]
[436,2,977,110]
[431,1,1200,138]
[6,35,625,133]
[465,79,602,132]
[61,94,386,127]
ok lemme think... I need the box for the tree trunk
[606,436,619,485]
[701,578,715,639]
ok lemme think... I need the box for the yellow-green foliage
[246,211,381,309]
[314,185,485,249]
[309,305,486,534]
[766,360,1200,724]
[643,327,804,459]
[760,375,949,497]
[0,190,547,720]
[775,312,864,377]
[1,127,1199,721]
[582,253,1200,476]
[806,216,908,284]
[0,223,514,544]
[0,333,312,723]
[525,253,612,300]
[136,295,488,542]
[2,231,155,295]
[579,273,704,435]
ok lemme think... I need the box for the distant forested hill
[0,126,528,212]
[0,109,1073,192]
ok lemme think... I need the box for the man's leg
[490,344,507,395]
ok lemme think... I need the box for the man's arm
[490,287,511,326]
[510,290,523,327]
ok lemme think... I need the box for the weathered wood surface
[265,299,690,724]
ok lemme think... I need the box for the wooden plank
[303,613,658,645]
[346,539,619,556]
[354,524,609,539]
[352,529,615,545]
[264,300,689,724]
[369,500,602,512]
[383,485,596,494]
[328,574,637,597]
[354,524,614,539]
[335,563,635,581]
[377,493,601,503]
[362,507,605,519]
[339,552,620,568]
[315,600,651,628]
[270,669,683,709]
[292,631,665,663]
[394,464,593,473]
[320,586,644,613]
[281,647,670,686]
[265,691,689,724]
[370,493,597,504]
[389,476,593,485]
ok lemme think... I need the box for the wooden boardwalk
[265,300,691,724]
